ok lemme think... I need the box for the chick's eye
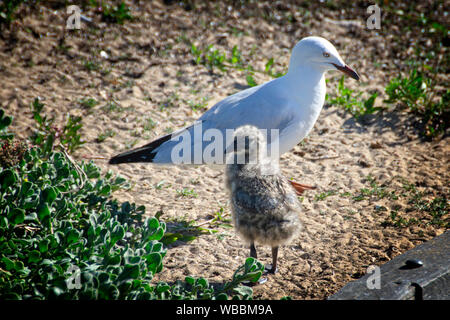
[323,52,330,58]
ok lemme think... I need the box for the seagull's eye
[323,52,330,58]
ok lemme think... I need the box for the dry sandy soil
[1,1,448,299]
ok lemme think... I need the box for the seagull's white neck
[275,62,327,154]
[283,63,326,112]
[286,63,325,89]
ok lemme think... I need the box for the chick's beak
[332,63,360,80]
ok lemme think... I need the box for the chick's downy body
[225,164,302,248]
[225,125,302,274]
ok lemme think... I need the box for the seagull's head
[289,36,359,80]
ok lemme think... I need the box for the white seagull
[109,36,359,194]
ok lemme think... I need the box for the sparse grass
[327,77,381,118]
[78,97,98,109]
[99,1,133,24]
[384,68,449,138]
[158,212,209,246]
[60,114,84,153]
[351,175,398,202]
[0,0,27,28]
[424,197,448,227]
[101,101,124,114]
[124,138,139,150]
[159,92,179,111]
[176,188,198,198]
[154,180,170,190]
[190,43,285,87]
[382,211,418,228]
[206,207,233,230]
[143,117,157,131]
[186,96,209,112]
[314,189,337,201]
[123,79,135,88]
[264,57,284,78]
[189,178,200,185]
[83,60,101,72]
[355,176,450,229]
[245,74,257,87]
[311,175,448,230]
[400,182,448,228]
[96,129,116,143]
[30,97,85,154]
[158,207,233,246]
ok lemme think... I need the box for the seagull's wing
[109,77,296,165]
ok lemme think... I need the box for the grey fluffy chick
[225,125,302,274]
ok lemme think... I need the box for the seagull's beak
[332,63,360,81]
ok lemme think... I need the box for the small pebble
[369,141,382,149]
[100,51,109,59]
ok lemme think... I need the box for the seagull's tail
[108,133,172,164]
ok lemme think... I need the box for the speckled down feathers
[225,126,302,247]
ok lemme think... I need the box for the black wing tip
[108,133,172,165]
[108,156,123,165]
[108,150,157,164]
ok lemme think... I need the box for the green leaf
[0,216,8,228]
[215,292,229,300]
[37,203,51,222]
[0,112,12,131]
[145,252,162,273]
[265,57,274,73]
[99,185,111,196]
[196,278,208,289]
[118,264,140,282]
[38,239,49,253]
[363,93,378,111]
[185,276,195,285]
[111,225,125,244]
[66,229,80,245]
[246,75,257,87]
[14,260,24,271]
[147,217,159,230]
[2,257,15,271]
[3,293,20,300]
[20,181,34,197]
[37,203,52,229]
[8,208,25,226]
[244,257,256,271]
[28,250,41,263]
[43,133,55,154]
[232,285,253,297]
[156,282,170,294]
[114,176,126,185]
[148,227,164,241]
[0,169,17,189]
[105,254,121,266]
[160,232,179,245]
[100,284,120,299]
[42,187,58,204]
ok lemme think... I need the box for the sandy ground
[1,1,448,299]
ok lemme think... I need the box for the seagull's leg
[290,180,316,195]
[265,246,279,274]
[250,242,257,259]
